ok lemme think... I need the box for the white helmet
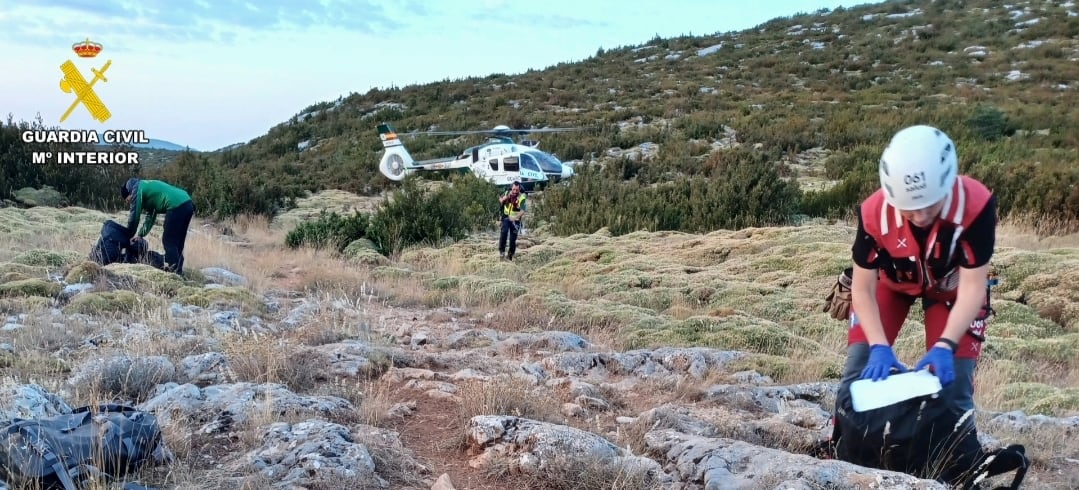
[878,125,958,210]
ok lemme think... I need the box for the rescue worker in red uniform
[835,124,997,419]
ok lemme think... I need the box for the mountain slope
[132,138,190,151]
[148,0,1079,228]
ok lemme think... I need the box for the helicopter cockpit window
[489,159,499,171]
[527,151,563,174]
[520,153,541,173]
[502,156,519,172]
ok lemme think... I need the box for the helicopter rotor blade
[399,127,587,137]
[416,130,502,136]
[508,128,583,134]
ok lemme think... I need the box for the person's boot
[499,252,506,261]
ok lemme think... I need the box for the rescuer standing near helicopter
[498,181,527,261]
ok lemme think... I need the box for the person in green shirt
[121,178,196,275]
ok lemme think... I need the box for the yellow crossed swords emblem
[59,59,112,123]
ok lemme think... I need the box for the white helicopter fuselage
[378,124,573,188]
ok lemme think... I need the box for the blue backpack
[0,404,164,490]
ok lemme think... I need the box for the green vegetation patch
[12,186,65,207]
[174,285,266,313]
[106,264,191,295]
[0,278,60,298]
[342,239,390,266]
[988,300,1065,339]
[64,260,109,284]
[985,334,1079,366]
[996,383,1079,417]
[63,290,165,315]
[11,249,83,268]
[624,314,821,357]
[0,207,110,240]
[0,263,48,279]
[604,288,679,312]
[369,266,418,280]
[428,275,528,305]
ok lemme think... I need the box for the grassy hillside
[7,0,1079,232]
[1,199,1076,488]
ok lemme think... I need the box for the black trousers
[499,217,519,258]
[162,200,195,274]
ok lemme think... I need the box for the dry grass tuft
[221,336,331,392]
[998,213,1079,248]
[454,377,563,428]
[354,427,431,489]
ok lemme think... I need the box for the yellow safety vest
[502,193,526,216]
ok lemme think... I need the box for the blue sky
[2,0,884,152]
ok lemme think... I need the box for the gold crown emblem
[72,38,103,58]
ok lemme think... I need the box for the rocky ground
[0,202,1077,489]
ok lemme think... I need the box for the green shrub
[534,145,802,236]
[365,173,501,256]
[967,105,1016,141]
[284,210,369,252]
[286,173,501,257]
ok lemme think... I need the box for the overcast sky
[2,0,884,151]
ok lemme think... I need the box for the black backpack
[0,404,164,490]
[88,220,166,270]
[89,220,134,266]
[124,237,166,270]
[829,381,1029,489]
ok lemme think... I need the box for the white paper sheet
[850,369,943,412]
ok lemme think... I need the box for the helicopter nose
[561,165,574,179]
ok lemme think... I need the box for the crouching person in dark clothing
[121,178,196,275]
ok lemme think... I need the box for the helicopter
[377,122,580,190]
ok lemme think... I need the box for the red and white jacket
[858,175,994,300]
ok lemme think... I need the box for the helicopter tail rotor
[378,123,415,181]
[379,149,413,181]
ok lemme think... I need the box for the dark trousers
[162,200,195,274]
[499,217,519,258]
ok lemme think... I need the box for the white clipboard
[850,369,943,412]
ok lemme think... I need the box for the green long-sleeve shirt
[126,180,192,237]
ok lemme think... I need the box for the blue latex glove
[860,344,908,381]
[915,346,956,386]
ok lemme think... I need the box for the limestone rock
[644,429,947,489]
[245,419,386,489]
[467,415,666,484]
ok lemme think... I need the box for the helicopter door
[494,155,515,185]
[502,156,519,173]
[518,153,545,182]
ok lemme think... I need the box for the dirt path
[388,393,528,490]
[346,299,534,489]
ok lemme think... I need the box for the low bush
[285,173,502,256]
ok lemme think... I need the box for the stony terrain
[1,198,1077,489]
